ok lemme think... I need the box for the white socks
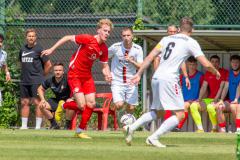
[76,127,83,133]
[130,111,157,131]
[149,115,179,140]
[35,117,42,129]
[21,117,28,129]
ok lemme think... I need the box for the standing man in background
[19,29,52,129]
[0,34,11,106]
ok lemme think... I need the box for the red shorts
[68,76,96,96]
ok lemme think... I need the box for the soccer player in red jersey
[193,55,227,132]
[42,19,113,138]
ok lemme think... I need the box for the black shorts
[47,98,61,112]
[20,84,40,98]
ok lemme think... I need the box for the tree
[91,0,215,25]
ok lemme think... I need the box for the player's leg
[177,101,190,129]
[216,101,229,132]
[232,103,240,132]
[123,79,160,145]
[146,79,184,148]
[146,110,183,148]
[64,109,75,130]
[206,99,218,132]
[75,78,95,139]
[45,98,60,129]
[31,84,42,130]
[190,101,205,132]
[20,85,31,129]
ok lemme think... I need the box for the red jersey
[204,68,228,98]
[68,34,108,78]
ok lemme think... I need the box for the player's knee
[115,102,124,110]
[207,104,215,113]
[21,99,30,107]
[86,101,96,108]
[190,102,199,113]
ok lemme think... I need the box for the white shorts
[150,78,184,111]
[111,83,138,106]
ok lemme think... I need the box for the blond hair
[97,19,114,31]
[26,28,37,36]
[179,17,193,33]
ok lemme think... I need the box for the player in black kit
[38,62,74,129]
[19,28,52,129]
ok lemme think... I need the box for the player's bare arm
[125,54,142,69]
[43,60,52,76]
[219,82,229,102]
[130,46,160,85]
[101,63,112,83]
[233,83,240,104]
[214,81,225,103]
[196,55,221,79]
[198,81,208,101]
[37,85,47,108]
[2,64,11,82]
[153,56,160,71]
[42,35,75,56]
[181,62,190,89]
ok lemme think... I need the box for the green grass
[0,129,236,160]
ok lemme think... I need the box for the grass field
[0,129,236,160]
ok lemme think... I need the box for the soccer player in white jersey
[123,17,220,148]
[108,27,143,118]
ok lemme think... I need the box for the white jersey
[153,33,204,81]
[109,42,143,85]
[0,49,7,68]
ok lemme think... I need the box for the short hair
[53,62,64,67]
[179,17,193,32]
[97,19,114,31]
[26,28,37,36]
[230,55,240,61]
[187,56,197,63]
[121,27,133,34]
[210,55,220,61]
[0,34,4,41]
[167,25,177,31]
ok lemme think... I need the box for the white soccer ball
[120,114,136,126]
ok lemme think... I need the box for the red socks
[63,101,80,111]
[218,122,226,128]
[178,112,188,129]
[236,119,240,128]
[164,110,172,120]
[79,105,93,130]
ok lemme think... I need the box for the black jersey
[41,75,70,100]
[19,43,49,84]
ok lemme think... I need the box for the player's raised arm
[42,35,75,56]
[130,46,161,85]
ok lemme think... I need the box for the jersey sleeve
[155,38,164,53]
[41,78,51,90]
[200,74,204,87]
[188,40,204,58]
[74,34,91,45]
[108,44,116,59]
[99,45,108,63]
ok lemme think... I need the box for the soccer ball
[120,114,136,126]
